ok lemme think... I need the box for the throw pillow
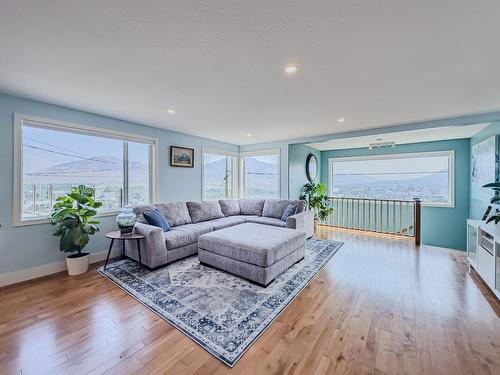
[281,204,297,222]
[143,209,171,232]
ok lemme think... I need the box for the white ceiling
[307,123,489,151]
[1,1,500,145]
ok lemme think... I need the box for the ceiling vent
[368,141,396,149]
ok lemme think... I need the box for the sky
[24,124,278,177]
[332,155,449,181]
[23,124,149,173]
[250,155,279,164]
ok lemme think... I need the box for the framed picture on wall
[170,146,194,167]
[471,136,498,202]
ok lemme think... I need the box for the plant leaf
[483,182,500,188]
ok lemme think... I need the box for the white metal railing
[22,183,124,218]
[322,197,421,245]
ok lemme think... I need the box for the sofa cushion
[238,199,265,216]
[230,215,260,221]
[156,202,192,227]
[143,209,171,232]
[262,200,292,219]
[187,201,224,223]
[132,205,156,223]
[218,199,240,216]
[164,222,214,250]
[208,216,246,230]
[245,216,286,228]
[175,222,214,237]
[164,229,197,250]
[262,199,306,218]
[294,200,307,213]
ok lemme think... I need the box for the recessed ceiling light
[166,109,175,114]
[246,133,252,137]
[284,64,298,74]
[337,118,345,123]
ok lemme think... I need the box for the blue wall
[0,94,238,275]
[288,144,321,199]
[320,139,471,250]
[470,121,500,220]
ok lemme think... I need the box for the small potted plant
[299,181,333,231]
[51,185,102,275]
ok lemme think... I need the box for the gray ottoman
[198,223,307,287]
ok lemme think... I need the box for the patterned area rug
[97,238,343,367]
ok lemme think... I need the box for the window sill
[422,202,455,208]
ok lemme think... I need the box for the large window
[14,114,158,225]
[328,151,454,207]
[241,150,280,199]
[202,149,238,200]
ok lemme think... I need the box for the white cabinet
[466,219,500,299]
[467,223,478,268]
[496,242,500,293]
[478,242,495,288]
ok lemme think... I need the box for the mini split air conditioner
[368,141,396,149]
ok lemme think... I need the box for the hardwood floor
[1,227,499,374]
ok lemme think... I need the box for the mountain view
[330,154,451,204]
[243,156,280,198]
[332,171,449,202]
[202,155,279,200]
[24,156,147,183]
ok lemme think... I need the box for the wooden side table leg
[137,239,143,270]
[104,238,115,270]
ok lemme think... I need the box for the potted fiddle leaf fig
[299,181,333,231]
[51,185,102,275]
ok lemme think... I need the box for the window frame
[13,113,160,226]
[201,147,239,200]
[239,149,281,199]
[327,150,455,208]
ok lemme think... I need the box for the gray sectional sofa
[126,199,314,269]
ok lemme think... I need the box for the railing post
[414,198,421,246]
[32,184,36,215]
[48,184,53,211]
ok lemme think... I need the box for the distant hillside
[244,157,278,174]
[333,174,377,185]
[24,156,147,184]
[334,172,448,187]
[204,157,278,190]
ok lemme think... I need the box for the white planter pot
[66,253,89,275]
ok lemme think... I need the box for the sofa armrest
[286,210,314,238]
[133,222,167,253]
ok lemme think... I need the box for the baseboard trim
[0,249,120,288]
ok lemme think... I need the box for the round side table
[105,231,144,270]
